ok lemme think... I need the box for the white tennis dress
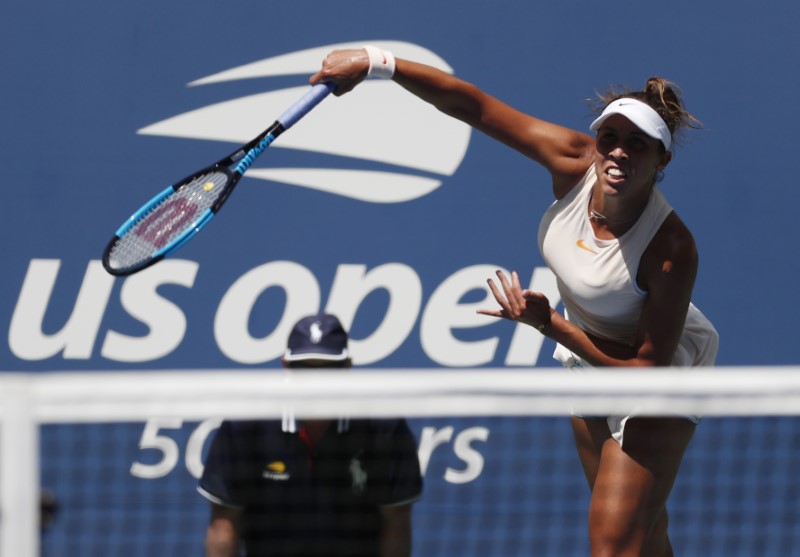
[537,166,719,442]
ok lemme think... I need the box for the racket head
[102,166,236,276]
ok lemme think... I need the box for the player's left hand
[478,270,552,330]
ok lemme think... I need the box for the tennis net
[3,367,800,556]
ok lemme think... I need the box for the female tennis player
[311,47,719,556]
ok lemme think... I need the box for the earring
[655,169,665,183]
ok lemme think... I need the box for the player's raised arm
[310,46,595,198]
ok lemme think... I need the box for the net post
[0,375,40,557]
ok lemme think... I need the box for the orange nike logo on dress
[576,239,597,254]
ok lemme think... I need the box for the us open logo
[138,41,471,204]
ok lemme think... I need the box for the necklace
[588,206,641,226]
[589,209,608,221]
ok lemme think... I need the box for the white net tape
[8,367,800,423]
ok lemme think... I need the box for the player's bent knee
[589,513,671,557]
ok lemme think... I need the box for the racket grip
[278,82,336,130]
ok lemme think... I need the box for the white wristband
[364,45,396,79]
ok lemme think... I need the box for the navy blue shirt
[199,417,422,557]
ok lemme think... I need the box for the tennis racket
[102,82,335,276]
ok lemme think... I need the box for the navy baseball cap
[283,314,350,362]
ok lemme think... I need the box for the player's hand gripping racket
[102,82,335,276]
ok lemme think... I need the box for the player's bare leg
[572,416,695,556]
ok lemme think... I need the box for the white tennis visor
[590,98,671,150]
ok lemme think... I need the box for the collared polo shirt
[199,415,422,556]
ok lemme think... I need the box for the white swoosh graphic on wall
[247,168,441,203]
[137,41,471,203]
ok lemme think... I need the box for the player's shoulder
[639,210,698,291]
[651,211,698,264]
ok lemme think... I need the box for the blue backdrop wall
[3,1,800,555]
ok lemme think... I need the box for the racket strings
[106,171,229,271]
